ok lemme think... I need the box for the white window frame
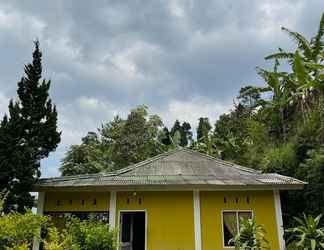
[118,209,147,250]
[221,210,254,248]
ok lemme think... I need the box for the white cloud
[0,0,322,178]
[0,6,46,42]
[161,96,231,129]
[0,92,9,115]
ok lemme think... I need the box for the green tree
[60,106,166,175]
[159,127,172,146]
[170,120,192,147]
[0,41,60,212]
[213,104,251,163]
[210,13,324,226]
[180,122,192,147]
[265,13,324,121]
[108,106,164,168]
[60,132,111,176]
[265,13,324,67]
[170,120,181,139]
[197,117,212,141]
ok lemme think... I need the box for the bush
[66,217,117,250]
[0,192,48,250]
[43,227,77,250]
[286,214,324,250]
[229,217,269,250]
[0,191,117,250]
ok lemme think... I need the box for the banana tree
[256,63,293,141]
[264,13,324,109]
[265,13,324,67]
[286,214,324,250]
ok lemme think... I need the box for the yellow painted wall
[44,192,110,212]
[200,191,279,250]
[43,190,280,250]
[116,191,195,250]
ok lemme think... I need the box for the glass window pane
[238,211,252,219]
[223,212,237,246]
[238,212,253,228]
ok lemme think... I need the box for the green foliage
[43,227,76,250]
[170,120,193,147]
[209,13,324,226]
[4,243,30,250]
[0,192,117,250]
[60,105,167,175]
[197,117,212,141]
[0,191,48,250]
[180,122,192,147]
[65,217,117,250]
[261,143,298,175]
[292,148,324,215]
[213,104,251,163]
[159,127,172,146]
[0,41,60,212]
[102,105,164,168]
[286,214,324,250]
[60,132,111,176]
[229,217,269,250]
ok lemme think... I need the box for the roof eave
[32,183,305,192]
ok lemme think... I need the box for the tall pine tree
[180,122,192,147]
[0,41,60,212]
[170,120,181,137]
[197,117,212,141]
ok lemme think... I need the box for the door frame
[118,210,148,250]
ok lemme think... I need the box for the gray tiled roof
[34,148,305,191]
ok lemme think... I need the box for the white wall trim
[109,191,117,228]
[32,192,45,250]
[274,190,285,250]
[193,190,202,250]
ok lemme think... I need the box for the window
[222,211,253,247]
[44,212,109,222]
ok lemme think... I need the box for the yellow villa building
[33,148,305,250]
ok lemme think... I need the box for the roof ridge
[264,173,307,184]
[40,172,106,182]
[109,147,185,176]
[181,148,261,174]
[39,148,185,182]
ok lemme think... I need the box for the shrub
[229,217,269,250]
[0,191,48,250]
[43,227,78,250]
[286,214,324,250]
[1,192,117,250]
[66,217,117,250]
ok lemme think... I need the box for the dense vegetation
[210,13,324,226]
[60,106,197,175]
[0,192,117,250]
[60,13,324,227]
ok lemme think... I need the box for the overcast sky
[0,1,323,177]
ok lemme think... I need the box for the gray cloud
[0,0,323,176]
